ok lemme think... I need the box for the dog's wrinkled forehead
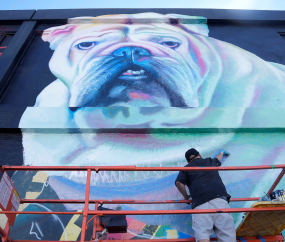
[42,12,209,50]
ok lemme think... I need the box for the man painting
[175,148,236,242]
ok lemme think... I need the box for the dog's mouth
[92,64,187,107]
[118,66,148,81]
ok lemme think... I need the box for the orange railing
[1,165,285,242]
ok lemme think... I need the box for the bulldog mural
[15,13,285,240]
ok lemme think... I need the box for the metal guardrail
[1,165,285,242]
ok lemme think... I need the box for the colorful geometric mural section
[10,170,193,240]
[106,219,192,240]
[59,215,193,240]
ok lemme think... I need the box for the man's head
[185,148,200,163]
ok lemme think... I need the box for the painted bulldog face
[42,13,214,108]
[68,25,195,107]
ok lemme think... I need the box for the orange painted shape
[128,218,146,231]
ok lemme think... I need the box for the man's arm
[175,181,190,201]
[215,151,223,162]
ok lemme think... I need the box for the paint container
[270,190,285,201]
[98,206,127,233]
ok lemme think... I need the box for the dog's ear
[165,14,209,37]
[42,25,77,50]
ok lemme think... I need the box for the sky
[1,0,285,10]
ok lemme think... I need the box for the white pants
[192,198,236,242]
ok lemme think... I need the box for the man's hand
[184,194,191,205]
[215,151,224,162]
[176,181,191,204]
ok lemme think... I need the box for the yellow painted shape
[17,172,47,215]
[14,190,20,201]
[0,209,8,230]
[60,211,82,241]
[26,191,40,199]
[18,204,29,213]
[17,191,41,214]
[17,191,40,213]
[166,229,178,239]
[32,171,48,183]
[151,225,161,239]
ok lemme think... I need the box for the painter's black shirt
[175,157,230,209]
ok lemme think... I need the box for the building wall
[1,9,285,240]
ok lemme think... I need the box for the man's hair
[185,148,199,162]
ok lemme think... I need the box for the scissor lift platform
[236,201,285,240]
[1,165,285,242]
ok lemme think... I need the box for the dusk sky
[1,0,285,10]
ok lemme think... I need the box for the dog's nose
[112,46,151,59]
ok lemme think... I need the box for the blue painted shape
[238,237,247,242]
[163,228,169,238]
[257,236,266,242]
[237,237,247,242]
[177,231,191,239]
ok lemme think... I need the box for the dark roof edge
[32,8,285,22]
[0,10,36,21]
[1,9,285,24]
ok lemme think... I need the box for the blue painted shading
[53,173,179,198]
[53,172,254,200]
[51,171,255,235]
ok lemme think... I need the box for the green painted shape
[155,225,172,237]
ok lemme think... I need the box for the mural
[10,12,285,240]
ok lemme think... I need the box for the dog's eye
[76,42,96,50]
[162,41,180,49]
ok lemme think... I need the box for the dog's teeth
[122,69,146,76]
